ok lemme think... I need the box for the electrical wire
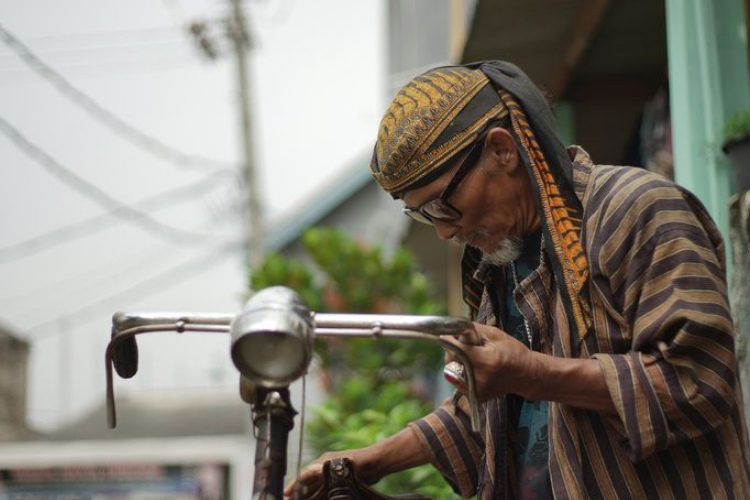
[0,22,236,172]
[0,24,220,81]
[5,25,183,45]
[162,0,188,30]
[2,217,236,320]
[0,194,242,318]
[0,114,239,246]
[0,52,196,74]
[0,41,196,77]
[0,37,188,60]
[264,0,298,27]
[0,169,238,263]
[25,239,244,338]
[0,56,210,85]
[0,243,184,313]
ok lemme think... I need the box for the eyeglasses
[402,131,488,226]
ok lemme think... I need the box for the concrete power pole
[228,0,265,268]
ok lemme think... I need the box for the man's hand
[284,448,378,500]
[283,427,430,500]
[442,322,540,402]
[443,322,617,414]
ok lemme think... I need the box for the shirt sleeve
[408,395,485,497]
[590,171,737,461]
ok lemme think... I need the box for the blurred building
[0,389,252,499]
[460,1,750,412]
[272,0,473,315]
[0,323,30,442]
[463,0,669,172]
[284,0,750,318]
[8,1,746,497]
[462,0,749,242]
[0,4,464,499]
[386,0,475,96]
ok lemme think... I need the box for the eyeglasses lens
[421,201,460,222]
[402,208,433,225]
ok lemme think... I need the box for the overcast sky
[0,0,383,430]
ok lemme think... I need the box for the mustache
[450,231,525,265]
[450,230,490,247]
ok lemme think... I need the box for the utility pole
[187,0,265,267]
[228,0,265,268]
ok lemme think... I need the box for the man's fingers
[284,463,323,500]
[441,332,481,361]
[443,349,456,364]
[440,333,462,346]
[441,334,473,373]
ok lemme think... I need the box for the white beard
[450,232,524,266]
[480,236,524,266]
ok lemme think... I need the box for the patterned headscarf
[370,67,507,195]
[370,61,591,341]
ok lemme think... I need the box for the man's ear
[486,127,519,173]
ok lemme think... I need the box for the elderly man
[287,61,750,499]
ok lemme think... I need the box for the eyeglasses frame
[402,128,490,226]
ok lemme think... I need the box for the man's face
[400,127,539,257]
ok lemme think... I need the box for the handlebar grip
[112,335,139,379]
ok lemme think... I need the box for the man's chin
[480,237,523,266]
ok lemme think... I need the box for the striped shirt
[409,147,750,499]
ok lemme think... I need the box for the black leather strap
[311,458,432,500]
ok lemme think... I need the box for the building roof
[462,0,667,100]
[265,154,374,252]
[0,320,29,349]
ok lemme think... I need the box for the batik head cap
[369,66,509,196]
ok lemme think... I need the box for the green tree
[249,227,455,499]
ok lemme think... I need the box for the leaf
[723,109,750,145]
[249,227,452,497]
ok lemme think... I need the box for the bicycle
[105,286,482,500]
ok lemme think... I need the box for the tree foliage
[723,108,750,145]
[249,228,454,499]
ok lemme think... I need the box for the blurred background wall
[1,0,749,498]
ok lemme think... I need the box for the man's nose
[433,220,458,241]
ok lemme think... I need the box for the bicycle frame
[104,286,482,500]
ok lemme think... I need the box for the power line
[0,203,241,317]
[0,38,188,60]
[0,243,180,312]
[264,0,298,27]
[0,56,208,85]
[0,22,236,172]
[2,224,220,319]
[0,53,195,74]
[25,240,243,338]
[0,169,238,263]
[0,114,237,246]
[6,25,182,45]
[0,36,212,79]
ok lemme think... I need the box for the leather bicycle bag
[306,458,431,500]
